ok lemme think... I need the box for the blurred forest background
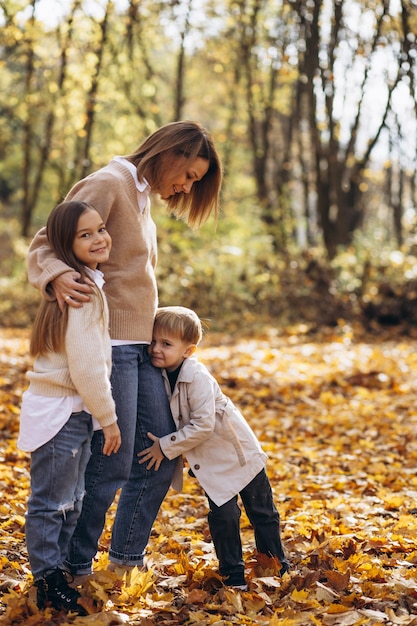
[1,0,417,333]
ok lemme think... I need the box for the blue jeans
[207,469,290,585]
[25,411,92,580]
[67,345,176,573]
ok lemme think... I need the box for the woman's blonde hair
[30,201,102,357]
[154,306,203,345]
[125,121,222,229]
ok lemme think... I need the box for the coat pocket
[217,400,247,466]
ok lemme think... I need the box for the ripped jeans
[25,410,92,580]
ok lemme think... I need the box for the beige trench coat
[159,357,267,507]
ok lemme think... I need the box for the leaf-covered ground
[1,324,417,625]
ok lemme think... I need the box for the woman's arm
[28,229,93,311]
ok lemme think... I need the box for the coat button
[194,464,200,470]
[178,415,182,420]
[170,435,176,441]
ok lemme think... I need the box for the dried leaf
[3,328,417,624]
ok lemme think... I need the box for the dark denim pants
[207,468,289,585]
[67,345,176,574]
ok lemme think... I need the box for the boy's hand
[138,432,164,470]
[102,422,121,456]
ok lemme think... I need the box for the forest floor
[1,323,417,625]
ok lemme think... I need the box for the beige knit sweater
[27,160,158,342]
[27,288,117,428]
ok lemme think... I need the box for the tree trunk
[78,1,112,181]
[294,0,404,258]
[174,0,193,121]
[24,0,82,235]
[20,1,36,237]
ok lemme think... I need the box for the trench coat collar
[162,356,200,395]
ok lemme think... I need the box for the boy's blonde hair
[154,306,202,345]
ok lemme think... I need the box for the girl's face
[157,156,209,200]
[72,209,112,269]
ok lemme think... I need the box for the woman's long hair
[30,201,97,357]
[124,120,223,229]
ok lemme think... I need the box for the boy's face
[148,329,195,372]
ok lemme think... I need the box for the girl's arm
[65,295,118,431]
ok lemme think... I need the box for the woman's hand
[52,272,94,312]
[102,422,122,456]
[137,432,164,470]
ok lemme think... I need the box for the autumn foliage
[1,324,417,625]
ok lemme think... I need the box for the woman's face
[157,156,209,200]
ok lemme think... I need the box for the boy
[139,306,289,589]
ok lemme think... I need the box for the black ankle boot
[35,568,88,615]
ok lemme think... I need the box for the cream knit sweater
[28,160,158,342]
[27,286,117,428]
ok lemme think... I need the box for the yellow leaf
[291,588,310,602]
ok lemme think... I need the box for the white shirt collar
[85,267,105,290]
[113,156,150,212]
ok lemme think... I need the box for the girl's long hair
[30,201,97,357]
[124,120,223,229]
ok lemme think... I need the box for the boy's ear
[184,344,197,358]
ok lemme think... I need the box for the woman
[27,120,222,576]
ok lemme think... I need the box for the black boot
[35,568,88,615]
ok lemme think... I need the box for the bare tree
[174,0,193,120]
[399,0,417,213]
[20,0,37,237]
[293,0,407,257]
[108,0,163,127]
[21,0,82,236]
[71,1,113,183]
[232,0,294,251]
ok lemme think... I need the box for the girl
[27,121,223,577]
[18,201,121,615]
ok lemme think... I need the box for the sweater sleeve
[65,172,116,222]
[28,228,76,300]
[27,167,116,299]
[65,294,117,428]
